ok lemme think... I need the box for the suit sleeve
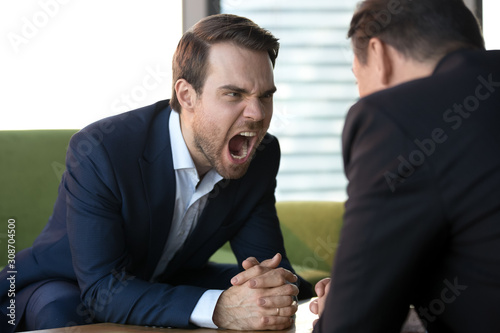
[64,131,203,328]
[228,136,313,300]
[315,100,447,332]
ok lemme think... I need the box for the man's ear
[175,79,197,112]
[368,38,393,87]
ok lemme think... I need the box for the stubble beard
[192,116,265,179]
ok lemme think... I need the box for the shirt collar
[169,109,196,171]
[169,110,223,185]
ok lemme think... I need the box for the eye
[226,92,241,98]
[261,92,274,100]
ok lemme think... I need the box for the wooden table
[21,299,425,333]
[21,299,317,333]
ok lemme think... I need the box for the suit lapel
[138,102,176,279]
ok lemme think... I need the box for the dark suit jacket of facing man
[314,49,500,333]
[0,100,312,332]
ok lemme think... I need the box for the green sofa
[0,130,344,287]
[211,201,344,286]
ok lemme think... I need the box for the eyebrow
[218,84,277,97]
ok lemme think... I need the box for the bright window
[221,0,359,202]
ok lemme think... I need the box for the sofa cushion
[0,130,77,267]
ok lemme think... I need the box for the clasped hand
[213,253,299,330]
[309,277,331,327]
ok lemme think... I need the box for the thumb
[259,253,282,269]
[242,257,260,270]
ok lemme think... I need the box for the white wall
[483,0,500,50]
[1,0,182,130]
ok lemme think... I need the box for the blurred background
[1,0,498,202]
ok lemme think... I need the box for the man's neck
[391,57,437,87]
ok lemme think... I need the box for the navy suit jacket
[0,100,312,331]
[315,49,500,332]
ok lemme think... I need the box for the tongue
[229,135,246,156]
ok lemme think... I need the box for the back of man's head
[348,0,485,64]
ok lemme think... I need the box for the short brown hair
[170,14,280,112]
[348,0,485,64]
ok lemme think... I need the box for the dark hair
[348,0,485,64]
[170,14,280,112]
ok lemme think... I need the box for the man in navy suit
[0,14,312,332]
[310,0,500,332]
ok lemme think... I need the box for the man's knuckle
[278,267,288,276]
[255,266,265,274]
[284,284,296,294]
[258,317,269,329]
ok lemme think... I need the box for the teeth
[239,132,257,137]
[231,139,248,160]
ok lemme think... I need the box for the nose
[243,98,266,122]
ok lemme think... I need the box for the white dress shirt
[150,110,224,328]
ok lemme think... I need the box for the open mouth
[228,131,257,163]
